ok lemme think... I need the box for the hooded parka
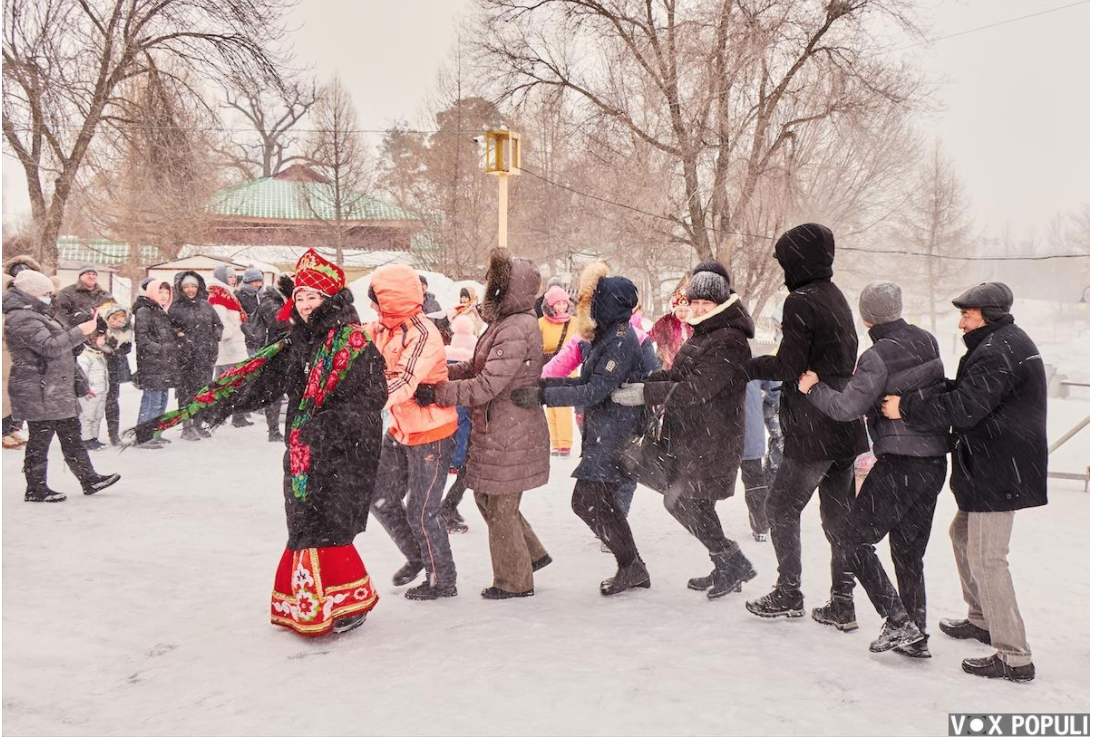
[436,252,550,495]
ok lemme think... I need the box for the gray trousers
[371,433,458,587]
[950,510,1032,666]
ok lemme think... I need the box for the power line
[515,163,1089,263]
[888,0,1089,54]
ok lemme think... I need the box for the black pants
[572,480,641,568]
[105,380,120,442]
[839,455,946,629]
[177,365,214,428]
[741,458,770,535]
[767,456,856,597]
[264,396,284,433]
[443,468,468,511]
[665,497,735,555]
[24,418,97,491]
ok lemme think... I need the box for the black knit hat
[686,259,732,304]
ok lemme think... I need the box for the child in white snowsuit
[77,336,110,447]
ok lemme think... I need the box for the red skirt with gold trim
[270,546,378,636]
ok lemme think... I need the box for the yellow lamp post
[484,129,520,249]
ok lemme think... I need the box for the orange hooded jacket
[368,264,458,446]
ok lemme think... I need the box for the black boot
[392,561,424,587]
[83,473,121,495]
[405,578,457,601]
[600,560,651,596]
[708,549,757,600]
[869,617,924,653]
[894,633,932,659]
[481,586,534,600]
[332,612,367,634]
[687,572,714,591]
[531,554,553,572]
[745,587,805,619]
[961,654,1035,682]
[25,487,66,503]
[811,594,858,632]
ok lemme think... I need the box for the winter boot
[894,633,932,659]
[332,612,368,634]
[268,430,284,443]
[811,595,858,632]
[392,561,424,587]
[481,586,534,600]
[939,618,991,645]
[531,555,553,572]
[441,506,469,534]
[687,572,714,591]
[25,487,66,503]
[869,617,924,653]
[600,560,651,596]
[181,421,202,441]
[83,438,105,451]
[405,578,457,601]
[197,424,213,438]
[83,473,120,495]
[708,549,757,600]
[961,654,1035,682]
[745,587,805,619]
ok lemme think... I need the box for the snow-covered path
[2,388,1089,735]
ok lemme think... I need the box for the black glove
[415,383,437,407]
[511,385,545,409]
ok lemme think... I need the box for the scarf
[287,324,372,500]
[208,284,248,323]
[545,309,572,324]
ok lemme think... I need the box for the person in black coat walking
[168,271,222,441]
[612,260,757,599]
[799,282,949,656]
[133,279,178,444]
[3,270,120,501]
[512,262,651,596]
[251,273,295,441]
[126,249,388,637]
[744,223,868,627]
[884,282,1045,682]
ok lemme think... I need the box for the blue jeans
[137,389,170,424]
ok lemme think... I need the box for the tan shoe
[2,435,25,449]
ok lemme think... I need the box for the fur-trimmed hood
[481,249,540,321]
[3,254,43,290]
[575,261,610,341]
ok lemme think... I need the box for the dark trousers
[840,455,946,629]
[105,380,120,442]
[177,365,214,428]
[24,418,97,491]
[214,364,249,425]
[767,456,856,597]
[3,415,21,436]
[264,396,284,433]
[572,480,641,568]
[371,433,458,587]
[741,458,770,535]
[665,496,735,555]
[442,467,468,511]
[616,479,637,516]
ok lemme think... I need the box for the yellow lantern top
[484,130,521,175]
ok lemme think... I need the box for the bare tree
[219,72,318,180]
[476,0,923,272]
[2,0,289,270]
[890,139,972,333]
[305,77,371,265]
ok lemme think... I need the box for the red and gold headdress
[293,248,345,298]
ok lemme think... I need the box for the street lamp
[483,129,521,249]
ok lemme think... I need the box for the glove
[415,383,437,407]
[610,383,646,406]
[511,386,544,409]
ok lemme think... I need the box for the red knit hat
[293,249,345,298]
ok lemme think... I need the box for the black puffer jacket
[807,319,948,458]
[168,271,222,374]
[251,282,292,348]
[2,287,88,421]
[645,296,755,499]
[54,281,114,328]
[132,295,178,389]
[901,315,1048,513]
[747,223,868,462]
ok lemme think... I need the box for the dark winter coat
[747,224,868,462]
[235,284,263,352]
[132,295,178,389]
[54,281,114,328]
[252,284,292,348]
[194,289,387,549]
[901,316,1048,513]
[436,253,551,495]
[645,296,755,499]
[543,276,648,484]
[807,319,948,458]
[2,287,89,421]
[168,271,223,385]
[103,321,133,385]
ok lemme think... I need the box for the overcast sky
[2,0,1089,241]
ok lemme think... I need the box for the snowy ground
[2,386,1090,736]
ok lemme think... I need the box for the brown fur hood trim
[3,253,43,290]
[481,248,512,321]
[575,261,610,341]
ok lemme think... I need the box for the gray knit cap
[242,267,263,284]
[78,263,98,277]
[686,271,731,304]
[859,281,903,325]
[13,269,54,297]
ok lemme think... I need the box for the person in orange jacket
[366,264,461,601]
[538,284,577,455]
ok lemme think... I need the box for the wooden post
[498,171,509,249]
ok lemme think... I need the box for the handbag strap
[644,381,678,437]
[549,319,570,358]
